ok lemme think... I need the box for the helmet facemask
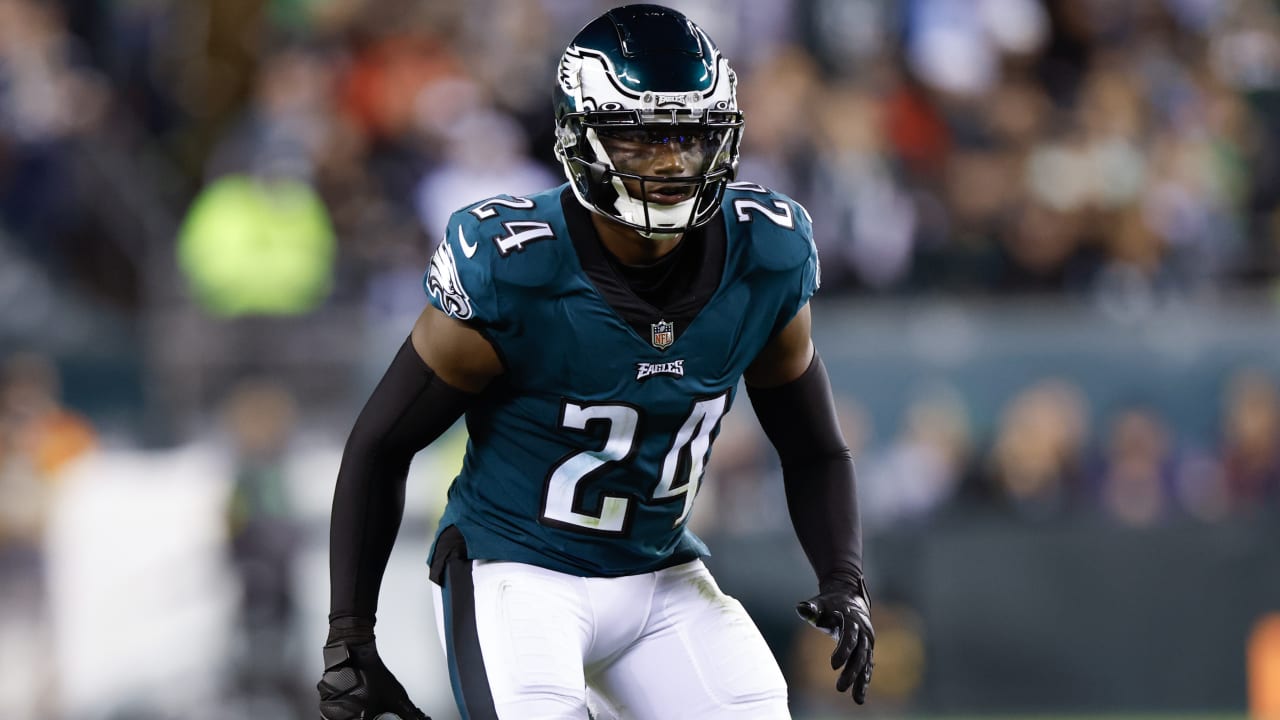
[561,114,742,236]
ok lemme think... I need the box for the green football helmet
[554,4,744,236]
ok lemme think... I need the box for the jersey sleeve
[423,207,506,331]
[422,189,568,340]
[789,196,820,315]
[725,182,820,335]
[776,200,819,336]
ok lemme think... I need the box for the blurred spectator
[1088,403,1180,526]
[735,45,821,196]
[1087,397,1245,526]
[221,378,307,715]
[176,165,337,317]
[0,353,96,478]
[1219,368,1280,514]
[455,0,557,118]
[1208,0,1280,93]
[804,0,896,79]
[903,0,1049,99]
[175,42,341,319]
[336,4,465,197]
[984,378,1089,519]
[808,83,919,290]
[0,0,109,283]
[205,47,338,185]
[862,382,973,531]
[0,351,96,719]
[413,106,559,239]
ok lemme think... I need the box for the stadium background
[1,0,1279,718]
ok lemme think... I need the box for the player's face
[596,126,728,206]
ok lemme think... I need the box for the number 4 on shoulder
[466,196,557,256]
[493,221,555,256]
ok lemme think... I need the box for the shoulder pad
[452,188,570,288]
[424,186,571,324]
[722,181,816,273]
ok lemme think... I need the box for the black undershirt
[561,189,726,347]
[605,234,693,306]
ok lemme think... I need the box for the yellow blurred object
[1251,613,1280,720]
[0,352,98,543]
[27,410,96,477]
[787,600,925,710]
[177,174,337,317]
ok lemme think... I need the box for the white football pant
[432,558,790,719]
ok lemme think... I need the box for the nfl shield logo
[651,320,675,349]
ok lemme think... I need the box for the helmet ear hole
[586,160,610,187]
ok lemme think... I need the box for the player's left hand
[796,581,875,704]
[317,629,432,720]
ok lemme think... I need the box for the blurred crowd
[0,0,1278,318]
[700,362,1280,541]
[2,3,1280,716]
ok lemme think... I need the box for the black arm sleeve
[746,351,863,593]
[328,337,475,625]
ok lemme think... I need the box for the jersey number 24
[542,392,729,535]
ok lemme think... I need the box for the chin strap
[636,228,685,242]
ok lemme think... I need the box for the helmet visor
[594,126,732,177]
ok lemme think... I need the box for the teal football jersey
[424,181,819,577]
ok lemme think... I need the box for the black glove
[796,579,875,704]
[318,620,431,720]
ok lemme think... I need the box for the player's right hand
[317,635,431,720]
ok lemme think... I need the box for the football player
[317,4,874,719]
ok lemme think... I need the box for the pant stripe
[444,558,500,720]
